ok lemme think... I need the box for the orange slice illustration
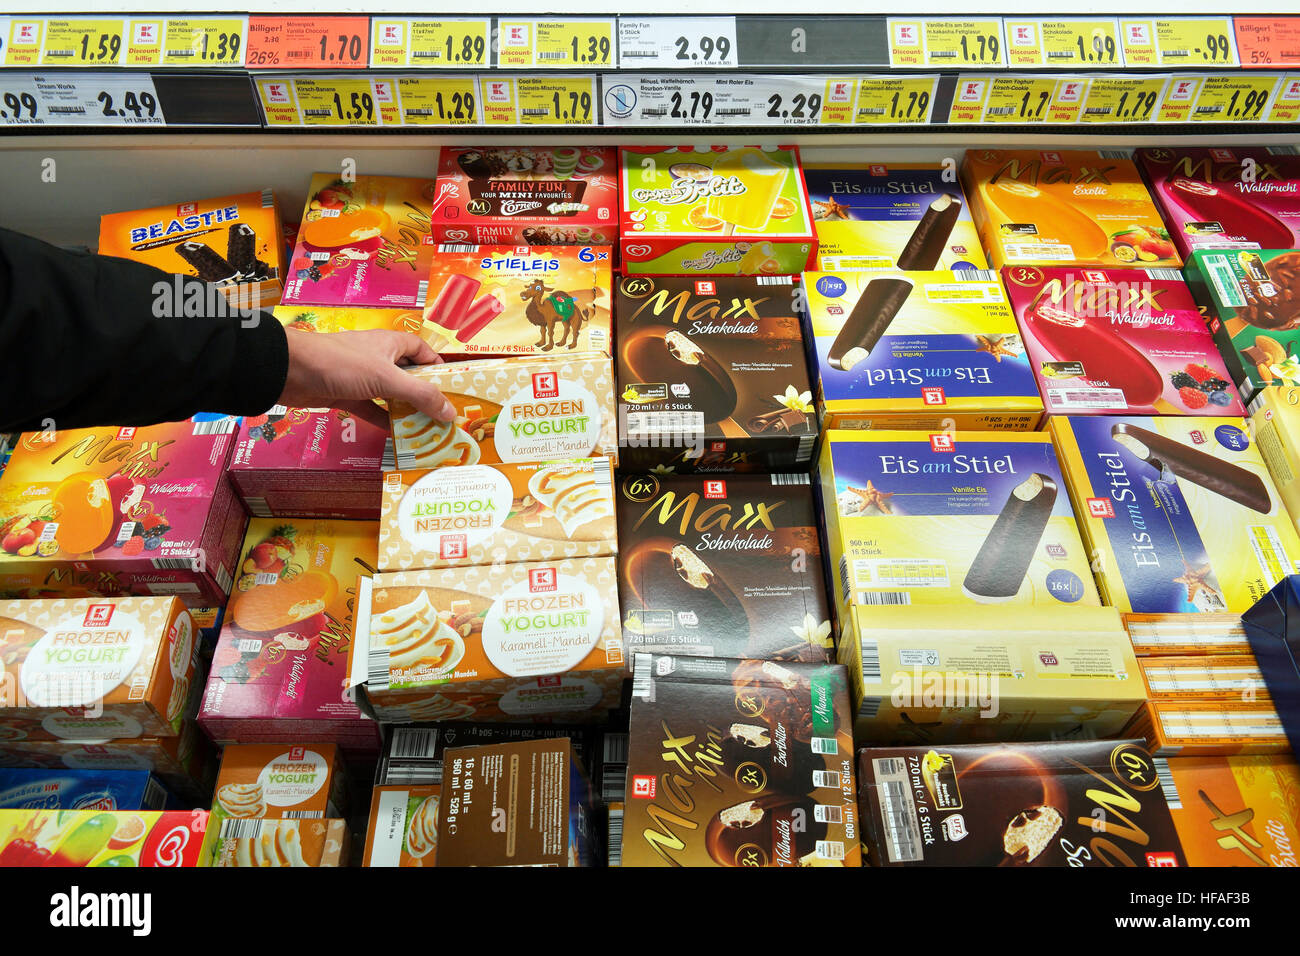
[300,208,392,249]
[51,473,114,554]
[686,206,725,231]
[771,198,798,220]
[232,570,338,633]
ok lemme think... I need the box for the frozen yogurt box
[210,743,348,831]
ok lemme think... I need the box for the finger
[390,331,443,367]
[377,365,456,421]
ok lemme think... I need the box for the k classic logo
[50,887,152,936]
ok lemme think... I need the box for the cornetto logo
[703,480,726,499]
[621,474,660,503]
[532,371,559,399]
[500,200,544,216]
[930,434,955,453]
[83,604,115,627]
[528,568,558,593]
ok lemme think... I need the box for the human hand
[279,329,455,421]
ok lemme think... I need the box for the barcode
[151,557,194,570]
[644,108,667,118]
[592,458,613,492]
[987,106,1016,116]
[45,49,75,57]
[406,109,434,117]
[521,108,550,116]
[439,244,478,253]
[287,50,311,58]
[50,107,86,114]
[797,434,816,461]
[1153,757,1182,809]
[858,108,885,116]
[1145,269,1184,281]
[1050,387,1127,410]
[811,736,838,755]
[601,771,627,803]
[877,757,907,776]
[1194,106,1222,116]
[216,561,233,594]
[245,496,272,517]
[632,663,653,700]
[607,808,623,866]
[1083,107,1110,116]
[814,804,843,824]
[622,51,655,57]
[770,473,810,486]
[537,51,567,59]
[716,109,750,116]
[237,638,263,654]
[859,696,882,718]
[416,280,429,304]
[283,809,322,819]
[838,556,852,606]
[368,647,392,691]
[931,50,956,58]
[812,769,841,789]
[392,728,438,759]
[383,438,397,471]
[386,765,442,785]
[1164,49,1189,56]
[1098,150,1131,159]
[756,276,794,286]
[858,592,911,606]
[880,780,922,862]
[261,188,274,208]
[955,269,997,282]
[860,639,882,680]
[815,839,846,861]
[166,49,194,57]
[304,109,333,117]
[220,819,264,840]
[143,776,166,811]
[603,733,628,764]
[412,51,442,58]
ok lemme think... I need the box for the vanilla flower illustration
[791,613,833,649]
[773,385,813,414]
[649,463,676,475]
[1269,356,1300,387]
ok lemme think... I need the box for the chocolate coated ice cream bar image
[827,276,914,371]
[1110,423,1271,513]
[963,473,1057,602]
[896,195,963,271]
[176,240,238,283]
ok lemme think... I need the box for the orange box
[1139,654,1269,702]
[99,190,286,311]
[378,458,616,572]
[1160,755,1300,867]
[362,784,440,867]
[209,818,350,867]
[961,149,1180,270]
[210,743,348,827]
[1128,700,1290,757]
[1123,613,1252,656]
[0,596,196,737]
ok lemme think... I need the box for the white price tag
[0,73,163,126]
[618,17,738,69]
[602,73,837,127]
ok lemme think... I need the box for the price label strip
[395,75,480,125]
[371,18,489,68]
[1119,18,1238,68]
[1236,18,1300,68]
[498,19,615,69]
[0,73,163,127]
[852,75,939,125]
[513,75,597,125]
[887,18,1006,68]
[1078,74,1169,124]
[1004,18,1123,69]
[245,16,369,69]
[948,75,1083,124]
[617,17,738,69]
[159,17,247,67]
[1187,74,1282,123]
[40,18,126,67]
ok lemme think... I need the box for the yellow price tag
[161,18,245,67]
[1189,74,1281,123]
[396,76,479,126]
[853,75,936,124]
[294,78,381,127]
[41,19,126,66]
[514,75,596,125]
[888,18,1005,67]
[498,19,614,68]
[479,77,518,125]
[1120,18,1237,67]
[1156,76,1204,123]
[1078,75,1167,123]
[372,18,489,68]
[5,20,44,66]
[1269,76,1300,123]
[980,75,1060,123]
[256,77,301,126]
[1004,19,1122,68]
[124,19,163,66]
[818,77,858,125]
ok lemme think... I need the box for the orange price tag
[245,16,369,69]
[1235,18,1300,68]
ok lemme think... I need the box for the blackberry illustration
[1170,371,1197,390]
[1196,378,1230,393]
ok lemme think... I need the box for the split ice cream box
[802,269,1042,432]
[0,423,246,608]
[803,162,987,272]
[430,146,618,247]
[1185,248,1300,403]
[818,430,1100,621]
[1135,146,1300,262]
[0,809,213,867]
[378,457,616,572]
[615,275,818,472]
[0,596,197,738]
[1002,265,1244,417]
[961,148,1179,270]
[615,472,832,663]
[199,519,382,753]
[351,557,625,723]
[281,174,438,310]
[621,654,860,868]
[1049,416,1300,614]
[421,244,612,358]
[388,352,616,472]
[619,146,817,276]
[98,189,286,311]
[857,740,1186,867]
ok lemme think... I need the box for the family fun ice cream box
[962,149,1179,270]
[1050,416,1300,614]
[0,423,246,608]
[430,146,618,247]
[1002,265,1244,417]
[619,146,817,276]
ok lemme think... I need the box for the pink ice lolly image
[425,272,481,330]
[456,293,505,343]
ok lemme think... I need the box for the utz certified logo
[528,568,558,593]
[83,604,115,628]
[532,371,559,399]
[703,479,726,499]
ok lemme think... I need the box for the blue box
[1242,576,1300,755]
[0,769,179,811]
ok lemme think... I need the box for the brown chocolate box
[857,740,1187,867]
[616,473,832,663]
[621,654,861,867]
[615,275,818,473]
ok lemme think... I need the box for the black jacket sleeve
[0,226,289,433]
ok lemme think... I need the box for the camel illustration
[519,278,595,351]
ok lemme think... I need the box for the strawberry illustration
[244,414,269,428]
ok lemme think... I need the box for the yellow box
[838,604,1143,744]
[818,429,1099,622]
[1249,386,1300,539]
[1127,699,1290,757]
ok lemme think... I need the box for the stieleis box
[0,423,245,608]
[818,430,1099,619]
[803,269,1042,431]
[962,149,1179,270]
[1049,416,1300,613]
[619,146,817,276]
